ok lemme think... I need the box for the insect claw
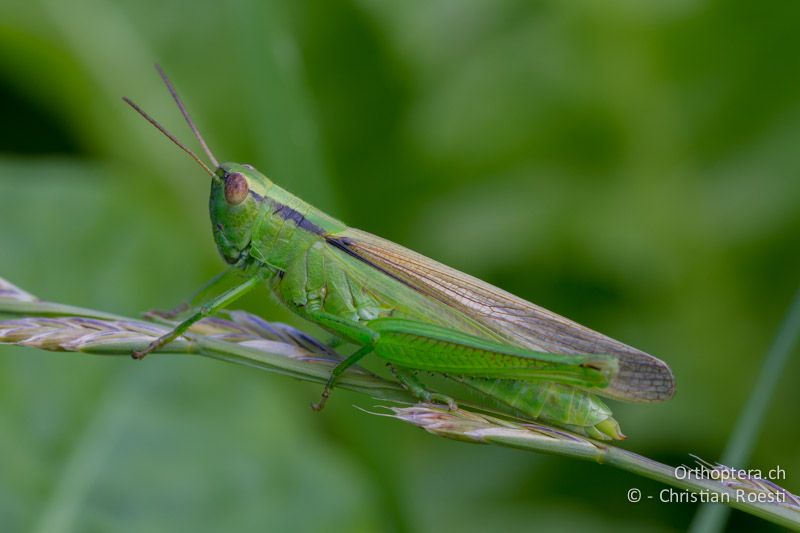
[427,392,458,411]
[132,338,162,359]
[311,388,331,411]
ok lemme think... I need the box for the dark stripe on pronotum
[274,203,325,235]
[248,189,326,236]
[247,185,413,291]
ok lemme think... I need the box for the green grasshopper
[123,66,674,441]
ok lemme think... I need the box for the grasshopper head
[210,162,273,264]
[122,67,279,266]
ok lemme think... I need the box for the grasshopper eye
[224,172,249,205]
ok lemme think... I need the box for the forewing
[330,228,675,403]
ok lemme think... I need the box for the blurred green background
[1,0,799,531]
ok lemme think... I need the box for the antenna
[155,64,219,168]
[122,96,214,176]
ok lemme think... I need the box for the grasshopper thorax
[210,162,273,265]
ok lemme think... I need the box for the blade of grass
[2,277,799,530]
[690,286,800,532]
[389,406,800,530]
